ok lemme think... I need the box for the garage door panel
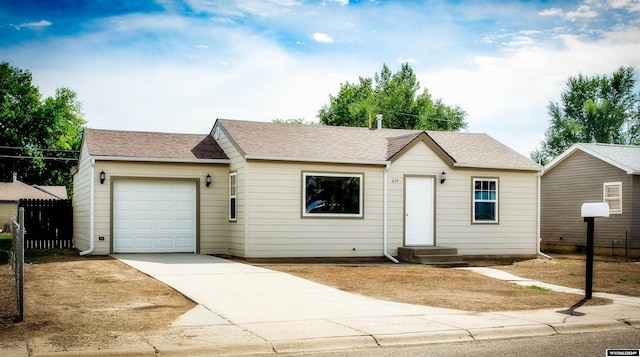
[113,180,196,253]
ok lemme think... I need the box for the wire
[0,155,77,161]
[0,146,79,153]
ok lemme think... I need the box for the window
[473,178,498,223]
[303,173,363,217]
[229,172,237,221]
[603,182,622,214]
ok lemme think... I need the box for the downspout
[79,159,95,256]
[537,173,551,260]
[383,162,399,263]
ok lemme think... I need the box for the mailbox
[580,202,610,300]
[581,202,610,218]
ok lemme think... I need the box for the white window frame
[229,172,237,221]
[302,172,364,218]
[472,178,499,224]
[603,182,622,214]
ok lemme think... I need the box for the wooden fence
[18,199,73,249]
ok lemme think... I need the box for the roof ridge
[84,128,208,136]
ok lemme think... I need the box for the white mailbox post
[580,202,609,299]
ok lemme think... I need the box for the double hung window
[473,178,498,223]
[603,182,622,214]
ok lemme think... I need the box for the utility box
[581,202,610,218]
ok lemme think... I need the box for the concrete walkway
[7,254,638,356]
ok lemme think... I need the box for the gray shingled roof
[577,143,640,174]
[216,119,541,171]
[84,128,228,161]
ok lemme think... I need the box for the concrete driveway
[112,253,640,355]
[113,253,460,325]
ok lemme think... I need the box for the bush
[0,250,9,264]
[0,235,12,251]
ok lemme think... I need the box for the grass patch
[513,283,551,292]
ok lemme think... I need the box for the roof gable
[543,143,640,175]
[83,128,228,162]
[215,119,540,171]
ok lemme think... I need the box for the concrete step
[400,247,458,255]
[397,246,466,267]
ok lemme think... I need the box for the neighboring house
[540,143,640,257]
[0,173,68,231]
[73,119,542,259]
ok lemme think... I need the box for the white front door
[405,176,434,246]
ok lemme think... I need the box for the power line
[0,155,77,161]
[0,146,79,153]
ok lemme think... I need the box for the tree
[533,66,640,164]
[318,63,467,131]
[0,62,85,187]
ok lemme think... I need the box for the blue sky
[1,0,639,155]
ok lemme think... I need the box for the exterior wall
[0,202,18,230]
[87,160,228,255]
[214,129,247,256]
[243,160,385,258]
[72,141,92,251]
[541,150,633,250]
[389,142,538,256]
[633,175,640,249]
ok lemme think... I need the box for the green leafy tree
[533,66,640,164]
[0,62,85,187]
[272,118,318,125]
[318,63,467,131]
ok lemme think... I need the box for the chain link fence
[12,207,24,322]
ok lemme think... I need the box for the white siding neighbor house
[73,119,542,261]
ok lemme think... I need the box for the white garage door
[113,180,196,253]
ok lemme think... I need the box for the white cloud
[505,36,535,47]
[539,8,563,16]
[566,5,599,20]
[12,20,52,30]
[608,0,630,9]
[421,26,640,156]
[397,57,418,64]
[312,32,333,43]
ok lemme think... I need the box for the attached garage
[113,180,197,253]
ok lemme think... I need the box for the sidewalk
[6,254,640,356]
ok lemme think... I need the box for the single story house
[72,119,542,260]
[0,173,68,231]
[540,143,640,257]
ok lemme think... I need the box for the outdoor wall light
[440,171,447,184]
[205,174,212,187]
[99,170,106,185]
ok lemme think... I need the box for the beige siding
[541,150,633,249]
[72,141,92,251]
[244,160,385,258]
[0,202,18,229]
[215,128,246,256]
[89,161,228,255]
[389,142,538,256]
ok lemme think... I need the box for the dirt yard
[0,254,195,352]
[266,256,635,312]
[0,253,638,351]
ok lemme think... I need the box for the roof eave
[91,155,230,164]
[453,162,542,171]
[245,155,389,166]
